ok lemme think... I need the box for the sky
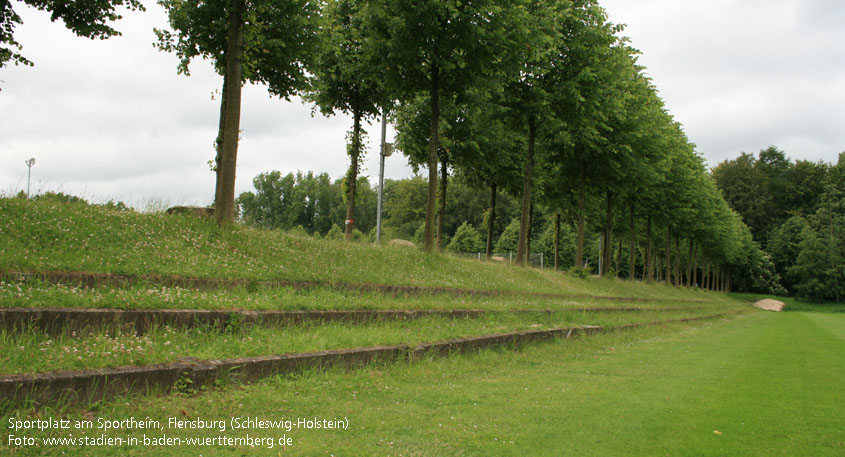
[1,0,843,208]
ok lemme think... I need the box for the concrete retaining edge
[0,311,741,408]
[0,269,704,303]
[0,306,697,335]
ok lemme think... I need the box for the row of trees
[7,0,788,293]
[156,0,779,293]
[714,148,844,300]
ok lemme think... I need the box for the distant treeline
[713,147,844,301]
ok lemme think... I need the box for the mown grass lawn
[4,311,841,456]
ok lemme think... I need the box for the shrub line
[0,311,742,408]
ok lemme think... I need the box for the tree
[538,1,624,269]
[236,170,345,235]
[394,87,522,255]
[766,215,809,293]
[382,176,428,240]
[155,0,320,225]
[1,0,143,69]
[789,153,845,301]
[366,0,527,251]
[712,146,830,246]
[306,0,389,241]
[497,0,561,265]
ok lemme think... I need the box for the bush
[568,266,592,279]
[447,222,484,253]
[494,218,520,254]
[325,224,343,241]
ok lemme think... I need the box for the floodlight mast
[376,110,387,243]
[25,158,35,198]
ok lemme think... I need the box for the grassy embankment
[4,196,817,456]
[0,197,742,373]
[0,196,735,300]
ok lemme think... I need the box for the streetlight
[25,158,35,198]
[376,109,393,243]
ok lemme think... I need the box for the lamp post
[25,158,35,198]
[376,110,393,243]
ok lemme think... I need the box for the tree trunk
[554,213,561,270]
[527,201,534,262]
[628,201,636,281]
[486,181,496,260]
[726,270,732,293]
[576,158,586,268]
[674,233,680,287]
[656,256,661,282]
[615,237,622,278]
[216,0,245,226]
[423,65,440,252]
[602,190,614,276]
[214,76,227,209]
[437,155,448,251]
[691,243,698,288]
[665,225,672,285]
[645,214,653,282]
[344,106,362,242]
[686,239,694,287]
[516,116,536,266]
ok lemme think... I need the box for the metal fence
[450,252,549,269]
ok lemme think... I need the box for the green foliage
[384,176,429,240]
[568,266,592,279]
[447,222,484,254]
[494,218,521,254]
[534,220,577,269]
[237,170,345,235]
[713,147,830,246]
[1,0,144,68]
[154,0,318,94]
[325,224,343,241]
[766,215,809,292]
[747,251,787,296]
[33,191,88,205]
[411,221,426,246]
[787,154,845,301]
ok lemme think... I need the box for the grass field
[1,196,841,456]
[2,312,842,456]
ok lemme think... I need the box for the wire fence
[450,252,550,269]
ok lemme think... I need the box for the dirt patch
[753,299,785,312]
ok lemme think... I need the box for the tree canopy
[1,0,143,68]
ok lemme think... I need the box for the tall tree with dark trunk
[306,0,389,241]
[366,0,527,251]
[155,0,319,225]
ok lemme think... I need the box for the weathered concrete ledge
[0,306,698,335]
[0,311,741,408]
[0,269,705,303]
[0,325,602,408]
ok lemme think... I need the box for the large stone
[166,206,215,217]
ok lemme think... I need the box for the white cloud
[2,0,843,207]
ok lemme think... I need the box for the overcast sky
[1,0,843,208]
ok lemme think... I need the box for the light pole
[25,158,35,198]
[376,110,387,243]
